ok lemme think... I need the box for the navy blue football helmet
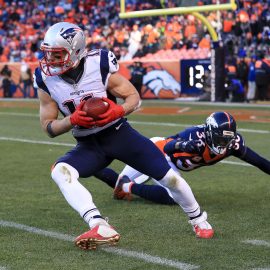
[205,112,237,154]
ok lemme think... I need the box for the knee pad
[51,162,79,187]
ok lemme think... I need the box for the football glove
[95,97,125,127]
[164,139,201,154]
[70,101,96,128]
[175,140,201,153]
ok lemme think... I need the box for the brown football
[82,97,109,120]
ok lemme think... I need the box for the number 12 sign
[181,59,211,95]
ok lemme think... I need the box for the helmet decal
[206,114,218,128]
[60,27,82,45]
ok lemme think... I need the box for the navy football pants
[57,119,171,179]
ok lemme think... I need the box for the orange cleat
[113,175,133,200]
[189,211,214,239]
[75,224,120,250]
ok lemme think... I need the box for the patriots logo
[60,27,81,45]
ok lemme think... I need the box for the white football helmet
[40,22,87,76]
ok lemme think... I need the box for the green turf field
[0,100,269,270]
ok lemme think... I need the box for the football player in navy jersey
[34,22,214,250]
[95,111,270,205]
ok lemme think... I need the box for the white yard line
[0,112,269,134]
[220,160,252,167]
[0,220,199,270]
[177,107,190,113]
[242,240,270,248]
[252,268,270,270]
[0,136,74,147]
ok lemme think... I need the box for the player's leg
[51,142,120,250]
[101,122,214,238]
[95,167,175,204]
[155,162,214,238]
[94,167,119,188]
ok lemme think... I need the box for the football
[82,97,109,120]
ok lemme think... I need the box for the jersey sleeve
[33,67,50,95]
[231,133,246,157]
[100,49,119,86]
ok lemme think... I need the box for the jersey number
[62,94,93,114]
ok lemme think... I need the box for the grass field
[0,99,269,270]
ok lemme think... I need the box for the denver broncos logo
[60,27,81,45]
[143,70,181,98]
[206,115,218,128]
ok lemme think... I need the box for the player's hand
[176,140,201,153]
[95,97,125,127]
[70,101,96,128]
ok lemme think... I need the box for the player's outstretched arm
[240,147,270,175]
[164,139,201,154]
[38,89,73,137]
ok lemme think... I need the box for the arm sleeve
[163,138,180,154]
[240,147,270,175]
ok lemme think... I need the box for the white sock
[122,182,132,193]
[158,169,200,218]
[51,163,102,226]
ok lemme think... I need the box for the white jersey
[34,49,120,137]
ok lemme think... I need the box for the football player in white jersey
[34,22,214,250]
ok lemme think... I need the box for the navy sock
[131,184,176,205]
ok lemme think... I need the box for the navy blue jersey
[162,125,270,174]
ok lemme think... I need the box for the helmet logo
[60,27,81,45]
[206,115,218,128]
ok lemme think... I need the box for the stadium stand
[0,0,270,100]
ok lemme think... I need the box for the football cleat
[75,224,120,250]
[113,175,133,200]
[188,211,214,239]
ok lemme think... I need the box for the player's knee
[158,168,183,190]
[51,162,79,186]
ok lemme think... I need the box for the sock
[122,182,133,193]
[131,184,176,205]
[83,210,102,227]
[189,211,202,220]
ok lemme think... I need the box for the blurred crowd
[0,0,270,100]
[1,0,270,62]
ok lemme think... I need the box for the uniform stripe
[34,68,50,95]
[224,112,231,128]
[100,49,109,85]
